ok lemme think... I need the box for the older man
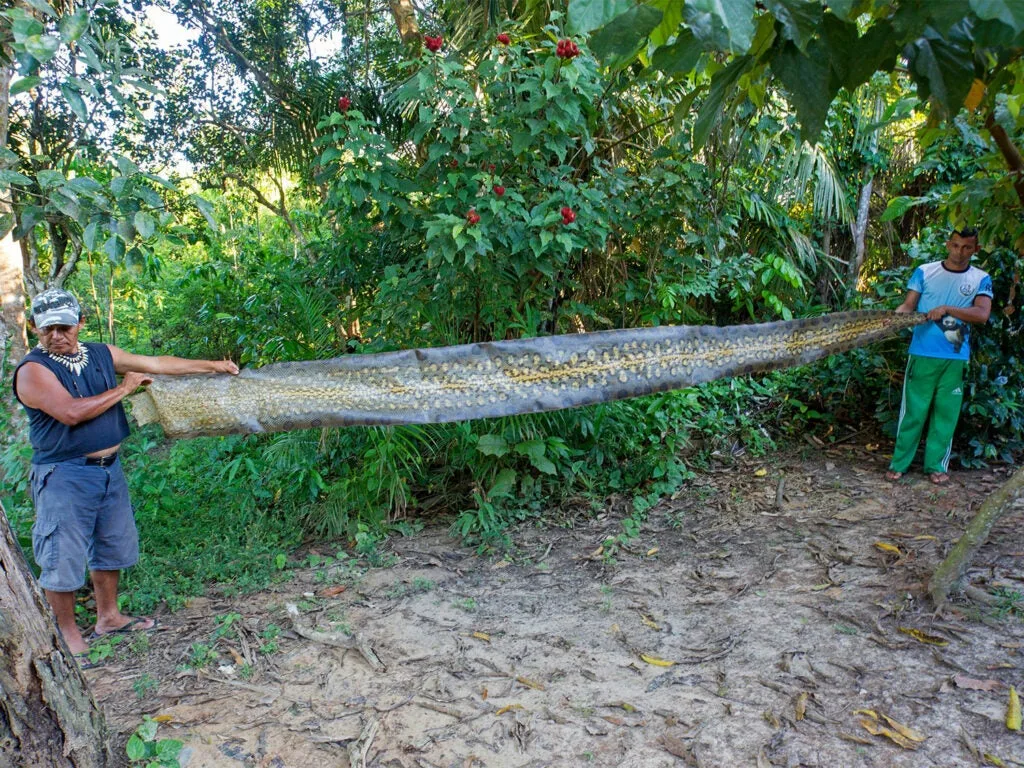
[887,228,993,485]
[13,288,238,663]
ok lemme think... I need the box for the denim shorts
[29,456,138,592]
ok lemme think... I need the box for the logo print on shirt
[959,282,975,296]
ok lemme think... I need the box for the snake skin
[129,311,924,438]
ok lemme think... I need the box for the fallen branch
[928,467,1024,609]
[285,604,386,673]
[347,718,379,768]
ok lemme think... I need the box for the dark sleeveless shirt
[13,342,130,463]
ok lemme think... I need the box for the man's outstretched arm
[109,346,239,376]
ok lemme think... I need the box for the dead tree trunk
[928,466,1024,609]
[0,499,112,767]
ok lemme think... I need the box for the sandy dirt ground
[87,443,1024,767]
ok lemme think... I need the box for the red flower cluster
[560,206,576,225]
[466,208,481,225]
[497,33,511,45]
[337,96,351,112]
[556,39,580,59]
[493,185,505,197]
[424,34,444,52]
[448,159,459,169]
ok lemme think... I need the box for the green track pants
[889,355,966,475]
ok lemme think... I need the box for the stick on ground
[928,466,1024,609]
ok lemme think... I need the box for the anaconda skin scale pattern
[130,311,924,438]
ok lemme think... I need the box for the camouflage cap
[30,288,81,328]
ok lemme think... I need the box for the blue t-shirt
[907,261,993,361]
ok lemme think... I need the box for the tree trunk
[388,0,419,44]
[848,94,882,289]
[928,466,1024,609]
[0,500,112,767]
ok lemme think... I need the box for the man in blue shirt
[886,228,993,485]
[13,289,238,665]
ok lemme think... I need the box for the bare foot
[930,472,950,485]
[885,470,904,481]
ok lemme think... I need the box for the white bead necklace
[37,343,90,376]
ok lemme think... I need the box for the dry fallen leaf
[151,714,173,723]
[754,468,768,477]
[646,547,659,557]
[639,614,660,631]
[317,584,348,597]
[1007,686,1021,731]
[878,713,925,743]
[953,675,1002,692]
[859,717,919,750]
[227,647,245,665]
[495,704,523,715]
[864,443,879,451]
[854,709,879,719]
[874,542,902,555]
[640,653,676,667]
[516,675,545,691]
[985,753,1008,767]
[898,627,949,646]
[471,631,491,642]
[795,692,808,721]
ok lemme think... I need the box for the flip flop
[930,473,951,485]
[73,651,101,670]
[885,471,904,481]
[88,616,158,641]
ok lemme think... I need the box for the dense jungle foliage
[1,0,1022,612]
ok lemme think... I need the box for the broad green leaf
[134,211,155,238]
[23,34,60,63]
[880,195,927,222]
[530,454,558,475]
[59,9,89,43]
[104,234,125,263]
[9,14,44,41]
[825,0,855,19]
[10,76,41,96]
[155,739,183,761]
[68,176,104,194]
[14,206,43,239]
[190,194,219,231]
[684,0,756,53]
[651,29,702,75]
[50,192,81,220]
[125,735,147,761]
[488,468,517,498]
[36,170,64,188]
[0,213,14,238]
[970,0,1024,33]
[23,0,56,18]
[0,169,32,185]
[765,0,821,52]
[647,0,685,49]
[61,84,88,123]
[0,148,18,164]
[590,5,664,62]
[115,155,139,177]
[771,41,834,142]
[905,32,975,116]
[841,21,899,90]
[83,221,100,250]
[137,719,158,742]
[477,434,509,457]
[566,0,633,35]
[692,55,753,150]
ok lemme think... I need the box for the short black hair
[952,227,979,241]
